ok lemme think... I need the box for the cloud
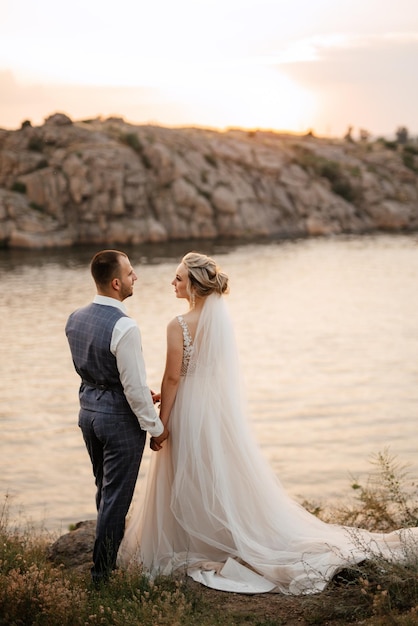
[1,28,417,136]
[271,33,418,135]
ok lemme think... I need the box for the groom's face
[116,255,137,300]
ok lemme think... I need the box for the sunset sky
[1,0,417,138]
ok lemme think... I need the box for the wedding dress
[118,294,418,595]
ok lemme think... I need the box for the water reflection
[0,236,277,271]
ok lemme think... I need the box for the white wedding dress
[118,294,418,595]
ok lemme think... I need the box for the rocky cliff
[0,112,417,248]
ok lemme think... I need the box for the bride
[118,252,418,595]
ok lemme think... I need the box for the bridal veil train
[118,290,418,595]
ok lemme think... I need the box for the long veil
[119,293,418,595]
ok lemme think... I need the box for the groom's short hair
[91,249,127,287]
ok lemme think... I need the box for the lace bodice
[177,315,193,375]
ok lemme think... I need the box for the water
[1,234,417,533]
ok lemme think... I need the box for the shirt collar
[93,294,128,313]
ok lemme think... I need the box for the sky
[1,0,417,138]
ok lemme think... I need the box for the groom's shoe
[91,568,111,589]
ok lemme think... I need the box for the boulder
[47,520,95,573]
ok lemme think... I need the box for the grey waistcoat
[65,302,134,415]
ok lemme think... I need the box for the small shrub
[335,449,418,531]
[204,153,218,168]
[35,158,49,169]
[402,144,418,172]
[349,165,361,177]
[383,139,398,151]
[141,153,152,170]
[29,201,45,212]
[404,144,418,156]
[11,181,27,193]
[200,170,209,184]
[319,159,340,184]
[120,133,152,169]
[28,136,44,152]
[294,146,360,202]
[402,152,417,172]
[121,132,142,153]
[0,563,88,625]
[332,179,357,202]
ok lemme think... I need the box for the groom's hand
[150,438,161,452]
[150,426,169,451]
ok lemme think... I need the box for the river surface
[1,233,417,533]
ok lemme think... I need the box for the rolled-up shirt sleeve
[111,316,164,437]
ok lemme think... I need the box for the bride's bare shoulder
[177,311,200,338]
[167,316,182,330]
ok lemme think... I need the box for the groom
[65,249,168,585]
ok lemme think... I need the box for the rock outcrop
[0,113,417,248]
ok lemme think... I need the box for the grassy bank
[2,451,418,625]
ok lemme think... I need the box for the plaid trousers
[79,408,146,582]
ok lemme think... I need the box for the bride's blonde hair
[182,252,229,298]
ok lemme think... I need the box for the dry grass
[2,451,418,625]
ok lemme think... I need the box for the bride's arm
[160,318,183,424]
[151,318,183,449]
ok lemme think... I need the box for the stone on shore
[47,520,95,574]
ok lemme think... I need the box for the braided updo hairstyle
[182,252,229,299]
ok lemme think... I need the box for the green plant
[294,146,360,202]
[121,132,142,153]
[29,201,45,212]
[402,144,418,171]
[11,181,27,193]
[28,136,44,152]
[332,179,357,202]
[402,152,417,172]
[383,139,398,151]
[120,133,152,169]
[403,144,418,156]
[204,153,218,168]
[141,153,152,170]
[336,449,418,532]
[349,165,361,177]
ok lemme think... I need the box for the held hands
[150,439,161,452]
[150,390,161,405]
[150,389,166,450]
[150,426,169,452]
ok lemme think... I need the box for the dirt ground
[189,581,313,624]
[183,575,374,625]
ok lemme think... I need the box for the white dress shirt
[93,295,164,437]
